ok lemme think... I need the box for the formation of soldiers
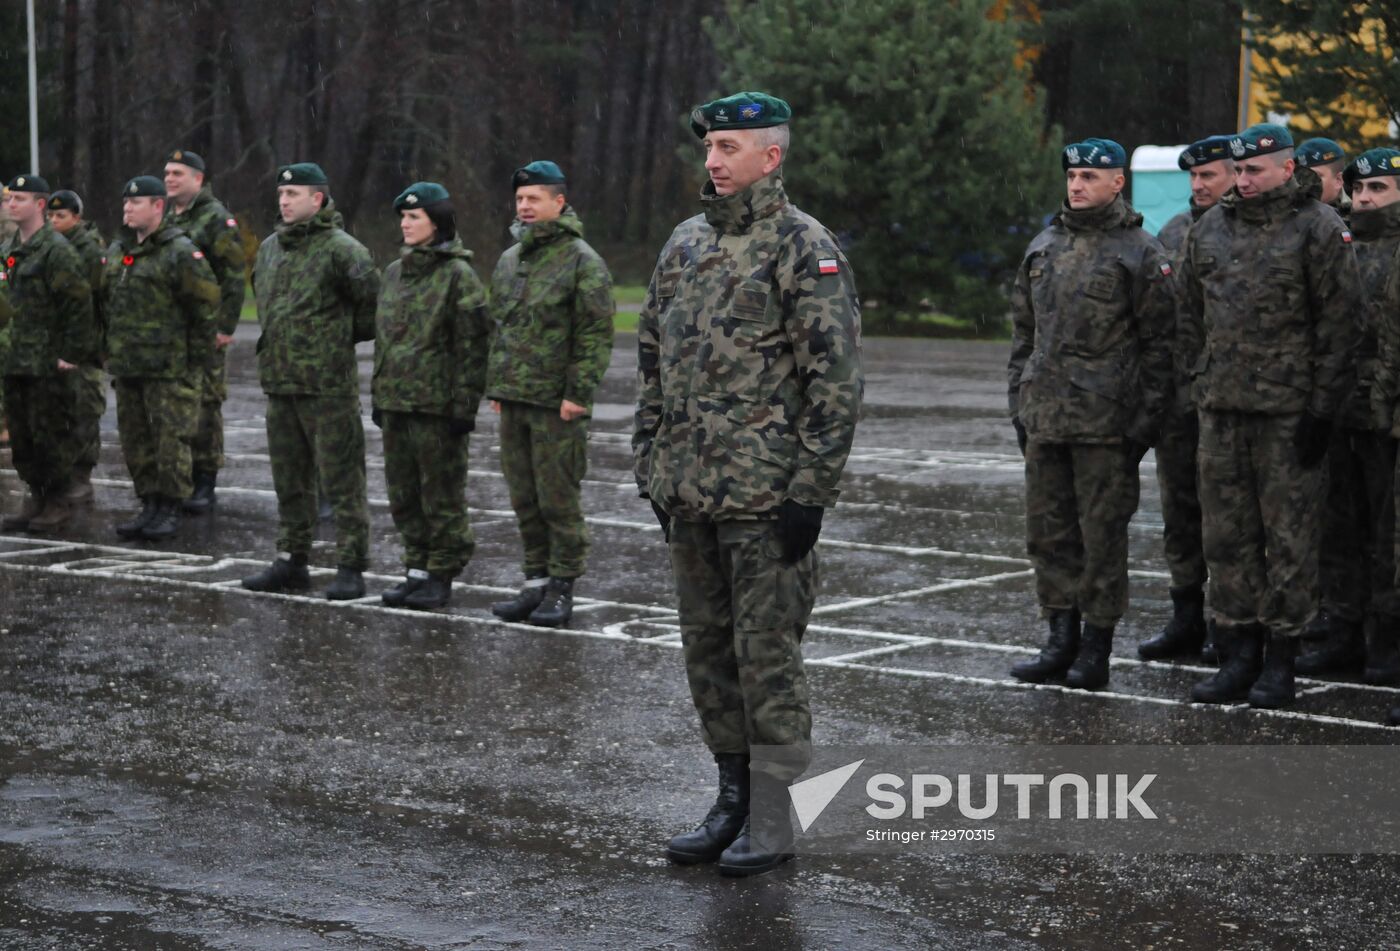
[1009,123,1400,729]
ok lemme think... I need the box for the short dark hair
[421,199,457,243]
[542,184,565,199]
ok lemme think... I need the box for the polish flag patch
[817,257,840,275]
[1342,231,1353,243]
[226,218,238,228]
[1159,262,1173,277]
[193,250,205,259]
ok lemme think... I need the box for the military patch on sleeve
[193,250,205,259]
[226,218,238,228]
[1159,262,1173,277]
[1342,231,1353,244]
[818,257,840,275]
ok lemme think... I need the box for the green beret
[48,190,83,214]
[276,163,329,187]
[122,175,166,198]
[690,91,792,139]
[1062,138,1126,170]
[1229,124,1293,160]
[166,149,206,172]
[6,174,51,194]
[1346,148,1400,185]
[1295,137,1345,168]
[512,161,566,189]
[1178,135,1234,170]
[394,181,450,211]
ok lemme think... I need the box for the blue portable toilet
[1131,145,1191,236]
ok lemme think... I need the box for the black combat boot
[1200,619,1222,665]
[183,470,217,514]
[325,567,366,601]
[1010,609,1081,682]
[1191,623,1265,704]
[242,552,311,592]
[1248,632,1298,709]
[1364,614,1400,686]
[490,574,548,622]
[666,753,750,864]
[718,772,795,877]
[115,497,158,539]
[4,493,44,532]
[1137,585,1206,660]
[527,577,574,628]
[382,569,429,607]
[1066,623,1114,690]
[404,573,453,610]
[140,497,182,540]
[1295,614,1363,676]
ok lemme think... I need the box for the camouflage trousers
[73,365,107,472]
[1319,428,1395,622]
[265,394,369,570]
[1198,411,1323,640]
[191,351,228,475]
[1155,407,1207,589]
[670,518,816,780]
[0,325,9,425]
[498,401,588,578]
[114,375,200,500]
[3,374,80,494]
[383,411,475,575]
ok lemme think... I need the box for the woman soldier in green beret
[371,183,492,609]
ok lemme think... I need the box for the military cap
[394,181,450,210]
[165,149,206,172]
[1345,148,1400,185]
[122,175,166,198]
[1178,135,1234,170]
[48,190,83,214]
[690,91,792,139]
[276,163,329,186]
[1295,137,1345,168]
[1228,123,1293,160]
[6,174,51,194]
[512,160,566,189]
[1061,138,1126,170]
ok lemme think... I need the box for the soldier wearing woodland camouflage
[163,150,247,514]
[1180,124,1362,709]
[634,92,862,878]
[372,182,492,611]
[243,163,379,601]
[1136,136,1236,664]
[0,175,99,533]
[1007,139,1176,693]
[105,175,220,541]
[46,189,107,506]
[0,188,15,447]
[1295,138,1351,222]
[486,160,614,628]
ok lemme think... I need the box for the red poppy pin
[122,255,135,267]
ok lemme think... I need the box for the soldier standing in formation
[242,163,379,600]
[486,161,614,629]
[0,176,98,533]
[105,176,220,541]
[162,150,247,514]
[372,182,492,610]
[1181,124,1361,709]
[1295,138,1351,220]
[1007,139,1176,691]
[635,92,863,876]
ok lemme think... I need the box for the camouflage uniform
[633,174,863,777]
[1180,178,1362,639]
[166,187,246,477]
[1,225,99,495]
[104,224,220,500]
[1007,196,1177,627]
[372,239,492,575]
[253,203,379,569]
[485,208,613,579]
[63,221,108,475]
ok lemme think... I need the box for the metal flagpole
[27,0,39,173]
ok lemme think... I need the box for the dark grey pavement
[0,329,1396,949]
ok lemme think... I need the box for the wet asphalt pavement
[1,328,1398,950]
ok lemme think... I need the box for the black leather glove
[1294,412,1332,468]
[448,417,475,436]
[650,499,671,542]
[1012,417,1028,456]
[776,499,824,564]
[371,407,383,428]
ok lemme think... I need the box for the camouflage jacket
[253,203,380,397]
[1180,179,1361,418]
[167,186,247,335]
[632,174,864,520]
[65,221,107,355]
[0,224,98,376]
[104,223,220,380]
[372,239,492,419]
[484,208,614,412]
[1361,206,1400,432]
[1007,196,1176,445]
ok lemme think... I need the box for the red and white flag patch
[226,218,238,228]
[1159,262,1173,277]
[1342,231,1353,244]
[193,250,205,259]
[817,257,840,275]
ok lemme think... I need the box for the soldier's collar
[1349,200,1400,240]
[1057,194,1130,232]
[1225,178,1299,222]
[700,173,787,234]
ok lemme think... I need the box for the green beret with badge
[393,181,450,211]
[5,174,51,194]
[689,91,792,139]
[122,175,166,198]
[1345,147,1400,187]
[276,162,329,186]
[47,190,82,214]
[1061,138,1126,170]
[1228,123,1293,160]
[512,160,566,189]
[1295,137,1345,168]
[166,149,206,173]
[1178,135,1234,170]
